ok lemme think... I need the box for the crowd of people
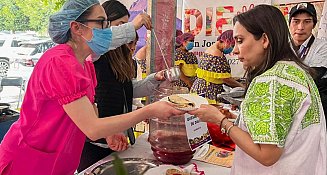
[0,0,326,175]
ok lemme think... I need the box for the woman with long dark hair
[189,5,326,175]
[78,0,166,172]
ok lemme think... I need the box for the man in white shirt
[289,2,327,120]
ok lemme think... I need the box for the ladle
[152,29,181,82]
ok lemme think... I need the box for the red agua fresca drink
[149,119,194,165]
[149,86,193,165]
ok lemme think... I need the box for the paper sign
[185,113,212,151]
[193,144,234,168]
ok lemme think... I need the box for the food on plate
[166,168,182,175]
[165,168,190,175]
[168,95,195,108]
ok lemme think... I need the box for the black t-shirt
[90,57,137,143]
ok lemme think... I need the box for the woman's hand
[145,101,186,119]
[154,70,165,81]
[188,104,225,124]
[106,133,129,151]
[132,13,152,30]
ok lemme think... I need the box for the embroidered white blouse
[231,61,326,175]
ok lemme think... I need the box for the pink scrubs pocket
[1,140,57,175]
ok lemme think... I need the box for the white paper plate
[160,94,208,111]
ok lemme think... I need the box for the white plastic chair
[0,77,24,109]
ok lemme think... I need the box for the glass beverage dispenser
[148,86,194,165]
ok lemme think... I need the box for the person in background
[78,0,167,172]
[0,0,184,174]
[129,33,146,108]
[134,29,183,81]
[135,44,147,79]
[189,5,326,175]
[190,30,244,104]
[176,29,183,38]
[175,30,183,49]
[174,32,198,89]
[289,2,327,119]
[128,32,138,54]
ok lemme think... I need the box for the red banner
[150,0,177,72]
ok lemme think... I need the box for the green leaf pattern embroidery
[242,62,321,147]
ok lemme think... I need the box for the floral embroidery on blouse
[241,61,321,147]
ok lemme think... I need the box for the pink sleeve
[40,56,91,105]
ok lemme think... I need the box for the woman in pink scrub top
[0,0,184,174]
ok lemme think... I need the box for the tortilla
[168,94,195,108]
[166,168,183,175]
[165,168,190,175]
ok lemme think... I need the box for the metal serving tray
[85,158,161,175]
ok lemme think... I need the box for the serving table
[79,133,231,175]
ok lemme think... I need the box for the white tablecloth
[79,133,231,175]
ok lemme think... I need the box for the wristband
[226,124,235,136]
[219,117,228,134]
[219,117,228,126]
[220,121,229,134]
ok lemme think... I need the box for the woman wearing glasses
[0,0,184,174]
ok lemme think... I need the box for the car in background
[16,39,55,67]
[0,35,21,77]
[0,34,40,77]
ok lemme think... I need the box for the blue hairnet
[48,0,100,44]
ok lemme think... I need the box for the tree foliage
[0,0,65,35]
[0,0,30,32]
[52,0,66,11]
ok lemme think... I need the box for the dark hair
[101,0,134,82]
[102,0,130,21]
[103,45,134,82]
[233,5,314,88]
[127,31,139,48]
[135,32,139,41]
